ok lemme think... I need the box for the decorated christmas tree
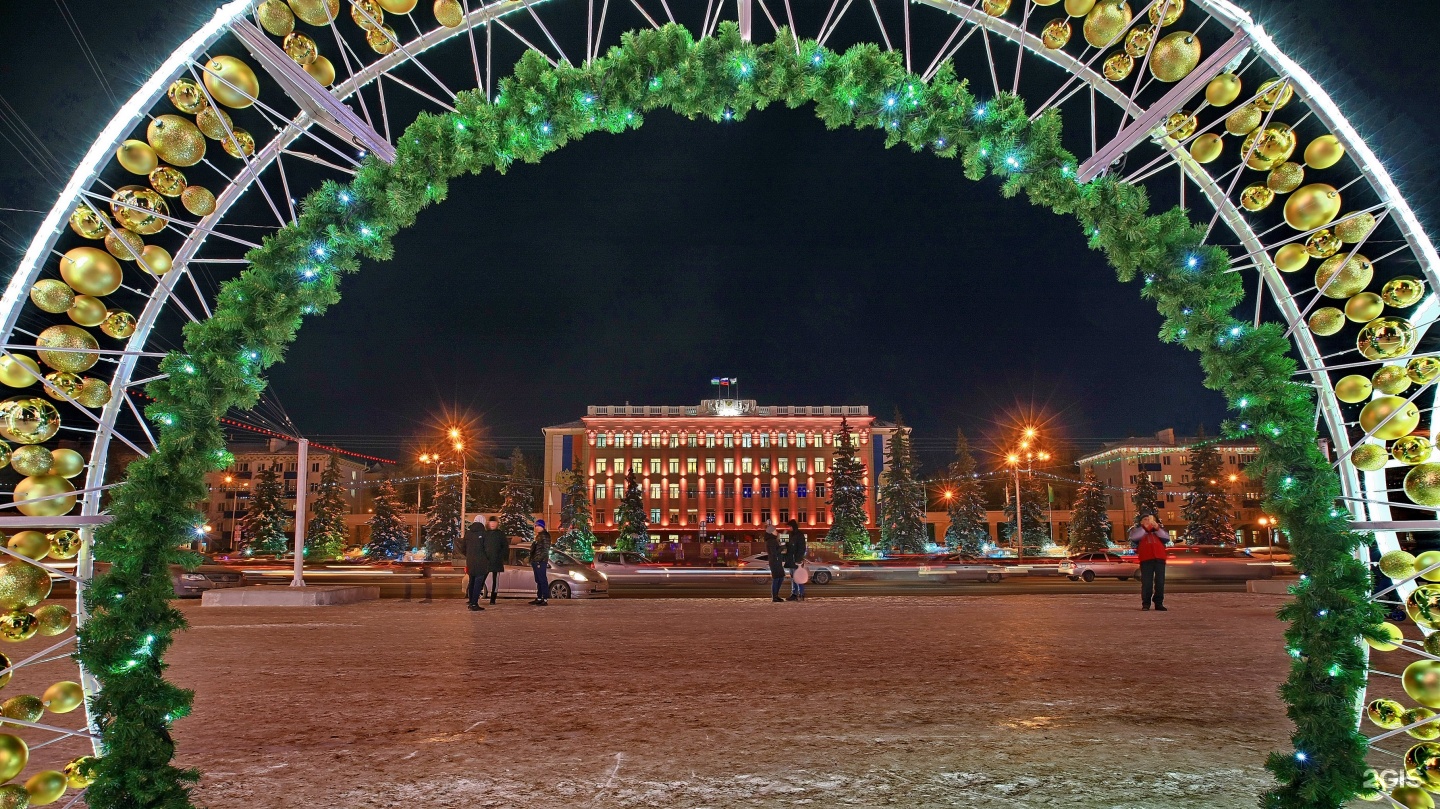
[878,411,926,553]
[1131,471,1163,527]
[1183,431,1233,545]
[1067,467,1113,553]
[366,477,409,560]
[305,454,349,559]
[943,429,989,555]
[240,464,289,556]
[424,473,462,558]
[556,468,596,561]
[826,417,870,557]
[498,447,535,539]
[1002,473,1051,555]
[614,470,649,552]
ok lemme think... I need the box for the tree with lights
[614,470,649,552]
[943,429,989,555]
[1068,467,1113,553]
[556,468,597,561]
[1131,472,1163,528]
[240,464,289,556]
[878,412,926,553]
[498,448,535,539]
[827,417,870,557]
[1003,473,1051,555]
[366,477,409,560]
[424,473,462,557]
[305,454,349,559]
[1183,433,1233,545]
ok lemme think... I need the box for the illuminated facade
[541,400,896,541]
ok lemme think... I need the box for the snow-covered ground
[170,593,1292,807]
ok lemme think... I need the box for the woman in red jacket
[1128,515,1171,611]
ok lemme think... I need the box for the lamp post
[1006,427,1051,562]
[417,451,443,550]
[449,426,467,533]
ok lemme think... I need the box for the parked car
[920,553,1008,583]
[171,556,245,598]
[498,546,608,599]
[735,554,843,584]
[1060,552,1140,582]
[1242,546,1293,563]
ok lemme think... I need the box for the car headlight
[180,573,208,582]
[568,570,589,583]
[596,570,608,581]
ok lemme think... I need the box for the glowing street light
[1005,426,1053,562]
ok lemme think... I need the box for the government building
[541,399,896,545]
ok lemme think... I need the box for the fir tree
[305,454,349,559]
[1002,472,1051,555]
[614,470,649,552]
[1131,472,1163,527]
[826,417,869,557]
[365,477,409,560]
[424,473,462,557]
[498,447,535,539]
[1067,467,1113,553]
[943,429,990,555]
[240,464,289,556]
[1183,433,1234,545]
[878,411,926,553]
[556,468,597,561]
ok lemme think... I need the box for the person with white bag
[785,519,809,602]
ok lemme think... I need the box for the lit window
[595,458,608,473]
[724,434,734,448]
[795,458,806,473]
[724,458,735,474]
[632,459,643,473]
[650,508,661,523]
[797,484,808,498]
[778,457,788,473]
[686,458,697,474]
[669,459,680,474]
[706,434,715,448]
[760,434,770,448]
[669,434,678,448]
[742,457,753,474]
[650,484,661,499]
[595,484,607,500]
[650,459,661,474]
[798,434,808,448]
[669,484,680,499]
[778,435,788,448]
[742,434,752,448]
[597,434,608,448]
[651,435,661,448]
[687,434,697,447]
[814,458,826,473]
[759,458,771,473]
[742,485,753,498]
[705,458,716,474]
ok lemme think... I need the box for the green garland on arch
[77,21,1378,809]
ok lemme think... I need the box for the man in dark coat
[763,521,785,603]
[480,515,507,605]
[785,518,808,602]
[459,515,488,611]
[530,520,552,606]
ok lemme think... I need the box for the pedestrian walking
[530,520,552,606]
[785,519,808,602]
[763,521,785,603]
[459,514,488,611]
[1129,515,1171,611]
[481,515,506,604]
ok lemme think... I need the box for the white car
[1059,552,1140,582]
[492,546,608,599]
[736,554,843,585]
[918,553,1008,583]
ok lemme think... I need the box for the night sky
[2,1,1437,466]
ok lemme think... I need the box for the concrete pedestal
[1246,579,1294,595]
[202,584,380,607]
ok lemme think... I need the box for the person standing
[481,515,507,605]
[785,519,808,602]
[530,520,552,606]
[763,522,785,603]
[1129,515,1171,612]
[458,514,490,611]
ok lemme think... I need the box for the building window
[651,508,661,523]
[778,485,789,498]
[632,459,644,474]
[724,486,735,498]
[668,509,679,523]
[707,486,718,498]
[815,484,827,498]
[669,484,680,499]
[687,458,698,474]
[814,458,826,473]
[669,434,679,448]
[797,509,808,522]
[741,457,753,474]
[795,458,806,474]
[669,459,680,474]
[760,434,770,448]
[687,487,698,498]
[742,485,754,498]
[799,434,809,448]
[1163,474,1172,482]
[742,434,752,448]
[797,484,808,498]
[779,508,789,522]
[778,434,788,448]
[706,434,716,448]
[597,435,608,448]
[743,510,753,524]
[723,458,735,474]
[706,509,716,523]
[595,484,607,500]
[760,508,771,522]
[1163,456,1171,465]
[595,509,606,523]
[760,484,772,498]
[688,434,698,448]
[705,458,716,474]
[724,510,735,524]
[595,458,608,473]
[724,434,734,448]
[649,484,661,499]
[650,459,661,474]
[311,462,320,473]
[759,457,771,473]
[777,457,788,473]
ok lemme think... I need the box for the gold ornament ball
[0,653,10,688]
[181,185,216,216]
[195,105,233,140]
[1083,1,1132,48]
[1148,0,1182,24]
[146,114,205,168]
[1367,621,1405,651]
[1359,396,1421,440]
[1205,73,1241,106]
[1305,229,1341,259]
[12,475,76,518]
[1189,132,1222,164]
[0,734,26,781]
[28,280,74,314]
[1408,742,1440,791]
[6,530,48,561]
[1102,52,1134,82]
[1347,292,1386,324]
[203,55,260,109]
[75,378,112,409]
[1384,277,1426,309]
[283,32,319,65]
[1256,77,1293,112]
[0,561,51,610]
[1410,356,1440,386]
[148,166,186,197]
[221,128,256,159]
[59,247,121,297]
[1,397,62,444]
[24,770,66,806]
[43,372,81,402]
[1285,184,1342,231]
[378,0,418,12]
[1410,707,1440,741]
[1267,162,1304,194]
[166,78,208,114]
[367,24,399,54]
[1336,212,1377,244]
[111,185,168,236]
[36,325,100,374]
[1,695,42,724]
[1407,660,1440,707]
[291,0,341,24]
[1239,183,1273,212]
[103,227,144,262]
[1315,253,1372,299]
[982,0,1011,15]
[1064,0,1096,15]
[32,604,72,637]
[1372,363,1411,393]
[1225,105,1262,136]
[1358,316,1416,361]
[0,356,40,389]
[258,0,296,35]
[63,756,95,790]
[1371,697,1408,728]
[0,784,25,809]
[46,530,81,560]
[42,681,83,715]
[8,446,51,478]
[140,244,173,276]
[1307,307,1344,336]
[1163,110,1196,140]
[1406,465,1440,508]
[1273,243,1308,273]
[1394,786,1437,809]
[1306,134,1345,169]
[67,295,108,328]
[115,140,157,175]
[0,612,36,644]
[304,55,336,86]
[68,204,109,240]
[1419,549,1440,581]
[101,308,137,339]
[1149,31,1202,82]
[351,0,384,29]
[434,0,463,27]
[1041,19,1071,49]
[1123,26,1154,58]
[1352,442,1389,472]
[1400,436,1440,466]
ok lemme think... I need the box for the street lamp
[1005,427,1052,562]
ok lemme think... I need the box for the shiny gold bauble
[35,325,99,374]
[1,695,43,724]
[8,446,51,478]
[283,32,319,65]
[166,78,208,114]
[111,185,168,236]
[304,55,336,86]
[292,0,341,24]
[0,356,40,389]
[1305,229,1340,259]
[1315,253,1372,299]
[1064,0,1096,15]
[1148,0,1182,24]
[1352,442,1389,472]
[67,295,108,328]
[0,613,35,643]
[1225,105,1261,136]
[181,185,216,217]
[42,681,83,715]
[115,140,158,175]
[1163,111,1196,140]
[1149,31,1201,82]
[1370,697,1407,728]
[1360,396,1421,440]
[0,734,26,781]
[1394,785,1437,809]
[1412,707,1440,740]
[367,24,399,54]
[1239,183,1273,212]
[1123,25,1154,58]
[1083,1,1131,48]
[203,55,260,109]
[146,115,205,167]
[24,770,66,806]
[1406,465,1440,508]
[1307,307,1344,336]
[1267,162,1304,194]
[1285,183,1342,231]
[1358,316,1415,361]
[1,398,61,444]
[982,0,1010,15]
[43,372,81,401]
[221,128,256,159]
[101,308,137,340]
[1410,356,1440,386]
[1420,551,1440,582]
[1041,18,1073,48]
[258,0,296,35]
[6,530,49,560]
[1334,212,1377,245]
[103,228,144,263]
[1306,134,1345,169]
[46,530,81,560]
[1347,292,1385,324]
[1206,73,1241,106]
[59,248,121,297]
[196,105,233,140]
[1189,132,1222,164]
[1256,78,1293,112]
[1367,621,1405,651]
[351,0,385,29]
[28,280,74,315]
[32,604,72,638]
[68,204,109,240]
[1273,243,1308,272]
[148,166,187,198]
[1102,52,1134,81]
[11,475,76,518]
[63,756,95,789]
[0,783,27,809]
[377,0,417,11]
[1395,435,1434,466]
[434,0,463,26]
[1411,742,1440,791]
[1255,124,1295,162]
[75,378,112,409]
[0,561,50,611]
[1408,659,1440,707]
[1371,362,1410,392]
[139,244,173,276]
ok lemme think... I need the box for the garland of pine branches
[75,22,1377,808]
